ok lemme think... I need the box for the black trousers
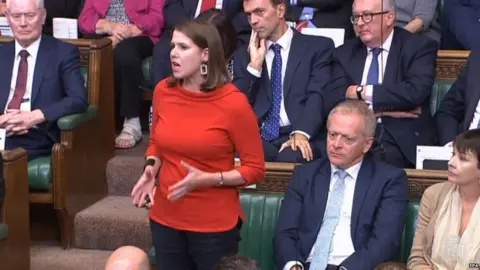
[370,123,414,168]
[151,33,172,87]
[150,219,241,270]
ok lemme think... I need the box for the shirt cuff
[290,0,297,5]
[284,261,304,270]
[300,7,314,20]
[247,65,262,78]
[290,130,311,140]
[365,85,373,103]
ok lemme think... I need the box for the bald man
[105,246,150,270]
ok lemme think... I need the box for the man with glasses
[325,0,438,168]
[274,100,408,270]
[0,0,88,160]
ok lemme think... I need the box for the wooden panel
[241,162,448,201]
[436,50,470,80]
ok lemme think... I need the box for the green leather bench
[148,191,420,269]
[28,67,95,191]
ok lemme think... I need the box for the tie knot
[19,50,29,59]
[335,170,348,181]
[370,47,382,58]
[270,43,282,54]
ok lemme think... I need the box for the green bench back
[431,80,453,116]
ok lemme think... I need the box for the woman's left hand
[168,161,211,201]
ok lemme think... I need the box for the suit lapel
[351,42,367,84]
[0,42,15,112]
[262,62,272,102]
[382,30,401,84]
[186,0,199,17]
[283,32,304,99]
[350,158,374,240]
[31,36,51,104]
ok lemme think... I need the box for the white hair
[6,0,44,9]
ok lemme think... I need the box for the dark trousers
[263,126,326,163]
[150,220,241,270]
[84,34,153,121]
[370,123,414,168]
[151,33,172,87]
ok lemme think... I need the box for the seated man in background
[274,100,408,270]
[151,0,251,86]
[105,246,149,270]
[441,0,480,50]
[0,0,88,160]
[435,49,480,146]
[328,0,437,168]
[234,0,335,163]
[286,0,355,40]
[215,255,261,270]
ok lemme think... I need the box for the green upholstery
[142,57,153,90]
[28,156,52,191]
[0,224,8,241]
[430,80,453,116]
[58,105,98,130]
[148,192,422,269]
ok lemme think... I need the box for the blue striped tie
[366,48,383,85]
[310,170,348,270]
[261,44,282,141]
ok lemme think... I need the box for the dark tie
[366,47,382,85]
[261,44,282,141]
[200,0,216,13]
[8,50,29,110]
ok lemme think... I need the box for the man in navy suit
[435,49,480,146]
[441,0,480,50]
[327,0,437,168]
[233,0,335,163]
[274,100,408,270]
[0,0,88,160]
[151,0,251,86]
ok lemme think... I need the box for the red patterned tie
[200,0,216,13]
[8,50,29,110]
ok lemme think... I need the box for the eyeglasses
[350,11,390,25]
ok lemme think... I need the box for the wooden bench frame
[0,149,30,270]
[0,37,116,249]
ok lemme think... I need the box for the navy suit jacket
[233,31,335,139]
[163,0,250,44]
[0,35,88,159]
[327,28,438,164]
[434,49,480,145]
[441,0,480,50]
[274,156,409,270]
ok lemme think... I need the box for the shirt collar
[266,26,294,52]
[15,35,42,60]
[330,160,363,180]
[366,29,394,53]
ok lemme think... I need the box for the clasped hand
[0,109,43,136]
[279,133,314,161]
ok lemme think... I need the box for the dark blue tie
[366,48,383,85]
[261,44,283,141]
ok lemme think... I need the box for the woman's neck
[459,183,480,203]
[182,74,204,93]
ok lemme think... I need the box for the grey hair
[327,100,377,137]
[6,0,44,9]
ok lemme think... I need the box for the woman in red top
[131,20,265,270]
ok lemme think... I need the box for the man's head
[214,255,261,270]
[243,0,286,41]
[5,0,46,48]
[105,246,149,270]
[352,0,395,48]
[326,100,376,169]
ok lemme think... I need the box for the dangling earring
[200,63,208,75]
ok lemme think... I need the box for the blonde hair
[327,100,377,137]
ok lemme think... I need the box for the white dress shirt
[194,0,224,18]
[247,27,310,139]
[284,161,362,270]
[469,101,480,130]
[6,37,41,113]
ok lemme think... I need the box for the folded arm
[129,0,166,38]
[371,38,438,111]
[341,170,409,270]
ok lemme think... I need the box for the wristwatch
[356,85,364,100]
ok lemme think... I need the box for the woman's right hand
[131,166,156,208]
